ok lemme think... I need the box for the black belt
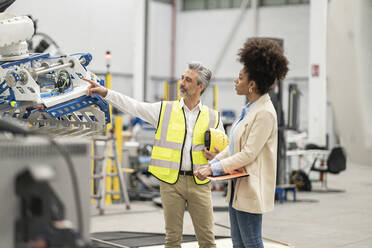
[179,170,194,176]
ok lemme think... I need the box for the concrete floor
[90,162,372,248]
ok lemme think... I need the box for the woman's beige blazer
[216,93,278,213]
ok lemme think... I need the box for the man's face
[179,69,204,99]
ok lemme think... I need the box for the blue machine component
[75,72,83,79]
[0,53,90,70]
[92,94,110,124]
[0,80,18,111]
[0,53,50,69]
[40,86,73,98]
[7,70,20,83]
[78,53,92,67]
[0,80,9,94]
[8,88,15,101]
[44,94,110,124]
[1,87,16,104]
[40,76,74,99]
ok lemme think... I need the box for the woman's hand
[204,147,221,160]
[194,164,212,181]
[83,78,108,98]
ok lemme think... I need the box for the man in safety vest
[85,62,224,248]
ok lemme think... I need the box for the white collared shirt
[179,98,203,171]
[105,89,224,171]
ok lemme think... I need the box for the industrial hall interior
[1,0,371,247]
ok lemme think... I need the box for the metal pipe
[35,57,85,76]
[35,61,73,75]
[251,0,258,36]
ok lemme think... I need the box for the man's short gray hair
[187,62,212,95]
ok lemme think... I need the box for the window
[261,0,310,6]
[207,0,218,9]
[219,0,232,9]
[183,0,308,11]
[184,0,205,11]
[183,0,250,11]
[233,0,245,8]
[288,0,310,3]
[153,0,172,3]
[261,0,286,6]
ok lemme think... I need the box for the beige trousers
[160,175,216,248]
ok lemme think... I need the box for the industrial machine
[0,11,110,136]
[0,0,110,246]
[0,133,92,247]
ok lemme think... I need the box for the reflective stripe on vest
[148,101,219,185]
[191,106,219,184]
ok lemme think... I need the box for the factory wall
[8,0,135,74]
[175,4,310,130]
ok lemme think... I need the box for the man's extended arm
[104,90,160,127]
[84,78,160,127]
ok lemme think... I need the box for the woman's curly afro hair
[238,38,289,94]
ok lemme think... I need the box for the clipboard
[207,172,249,181]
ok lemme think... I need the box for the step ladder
[91,131,131,215]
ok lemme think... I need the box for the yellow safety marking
[213,85,218,110]
[105,73,113,205]
[164,82,169,100]
[91,139,96,204]
[112,116,123,200]
[105,140,113,205]
[177,80,181,100]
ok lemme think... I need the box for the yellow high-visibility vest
[148,101,219,185]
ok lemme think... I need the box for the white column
[133,0,148,101]
[251,0,258,36]
[308,0,328,146]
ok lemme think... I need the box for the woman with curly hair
[195,38,289,247]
